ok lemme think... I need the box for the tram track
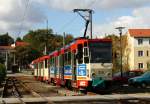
[1,77,26,104]
[1,77,49,104]
[1,75,150,104]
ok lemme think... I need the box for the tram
[32,37,112,90]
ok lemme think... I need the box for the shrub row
[0,63,6,84]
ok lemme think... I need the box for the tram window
[84,48,88,56]
[65,53,67,65]
[52,57,54,65]
[39,62,42,68]
[50,58,52,65]
[77,44,83,64]
[84,57,89,63]
[84,42,88,47]
[59,55,63,66]
[68,52,71,64]
[51,57,53,65]
[37,64,38,69]
[48,59,50,67]
[55,57,57,66]
[45,59,47,68]
[60,54,65,67]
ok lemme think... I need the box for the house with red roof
[125,29,150,71]
[11,41,29,47]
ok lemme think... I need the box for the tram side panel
[43,59,49,82]
[41,62,44,81]
[34,64,38,79]
[38,62,42,81]
[55,55,61,85]
[49,55,57,84]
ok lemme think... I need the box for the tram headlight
[80,81,86,86]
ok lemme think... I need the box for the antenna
[73,9,94,39]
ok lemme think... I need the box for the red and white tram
[32,37,112,90]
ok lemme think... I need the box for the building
[0,46,16,70]
[11,41,29,47]
[125,29,150,71]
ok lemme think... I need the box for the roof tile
[129,29,150,37]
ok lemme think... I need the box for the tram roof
[49,50,59,57]
[88,38,112,42]
[47,38,112,57]
[32,58,40,64]
[39,55,50,61]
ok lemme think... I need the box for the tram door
[72,51,76,81]
[76,44,83,64]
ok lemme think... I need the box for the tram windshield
[89,42,112,63]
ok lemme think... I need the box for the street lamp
[115,27,125,78]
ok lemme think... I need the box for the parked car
[128,71,150,88]
[113,70,143,84]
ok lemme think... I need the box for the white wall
[134,38,150,47]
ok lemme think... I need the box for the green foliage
[0,63,6,83]
[105,34,120,72]
[23,29,54,52]
[15,45,42,69]
[0,33,14,46]
[16,37,23,42]
[15,28,74,69]
[23,29,74,53]
[147,61,150,71]
[65,34,74,44]
[0,53,5,64]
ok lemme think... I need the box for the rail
[1,77,25,104]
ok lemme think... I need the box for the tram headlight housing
[80,81,86,86]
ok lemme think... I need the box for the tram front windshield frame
[89,42,112,63]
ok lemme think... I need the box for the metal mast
[73,9,94,39]
[115,26,125,78]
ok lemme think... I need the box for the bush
[0,63,6,84]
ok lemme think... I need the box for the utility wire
[87,0,98,8]
[40,0,98,36]
[57,15,78,33]
[57,0,98,34]
[17,0,30,38]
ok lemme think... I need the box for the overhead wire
[57,15,78,33]
[87,0,98,9]
[57,0,98,35]
[17,0,31,38]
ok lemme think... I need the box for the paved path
[1,93,150,104]
[7,73,33,77]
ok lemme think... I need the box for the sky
[0,0,150,39]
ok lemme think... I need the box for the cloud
[39,0,150,11]
[0,0,46,38]
[91,7,150,38]
[96,0,150,10]
[0,0,149,39]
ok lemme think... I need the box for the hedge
[0,63,6,84]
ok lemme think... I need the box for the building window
[147,63,150,69]
[138,63,143,69]
[138,51,143,57]
[147,50,149,56]
[138,39,143,45]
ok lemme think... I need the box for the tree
[23,29,74,54]
[0,63,6,84]
[0,33,14,46]
[105,34,120,73]
[23,29,54,53]
[15,45,42,69]
[16,28,74,70]
[16,37,23,42]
